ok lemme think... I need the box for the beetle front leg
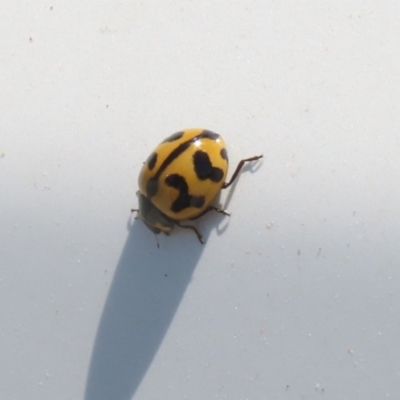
[223,155,263,189]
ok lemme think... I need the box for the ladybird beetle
[132,128,262,245]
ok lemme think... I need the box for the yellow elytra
[133,128,262,245]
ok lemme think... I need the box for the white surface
[1,2,400,399]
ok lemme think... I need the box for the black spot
[146,178,158,199]
[165,174,187,191]
[220,148,228,161]
[193,151,224,182]
[154,141,192,182]
[147,152,157,170]
[162,131,184,143]
[200,130,220,141]
[149,130,223,200]
[165,174,205,212]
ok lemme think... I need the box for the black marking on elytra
[147,141,191,198]
[147,130,221,199]
[201,130,220,141]
[220,148,228,161]
[147,152,157,170]
[146,178,159,199]
[165,174,205,212]
[193,150,224,182]
[162,131,184,143]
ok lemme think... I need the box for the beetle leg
[131,208,140,220]
[176,222,204,244]
[154,234,160,248]
[190,205,230,220]
[205,205,230,216]
[211,205,229,216]
[223,155,263,189]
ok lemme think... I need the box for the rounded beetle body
[138,128,228,221]
[134,128,262,245]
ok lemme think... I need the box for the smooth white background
[1,2,400,399]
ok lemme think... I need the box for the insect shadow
[84,156,262,400]
[84,211,213,400]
